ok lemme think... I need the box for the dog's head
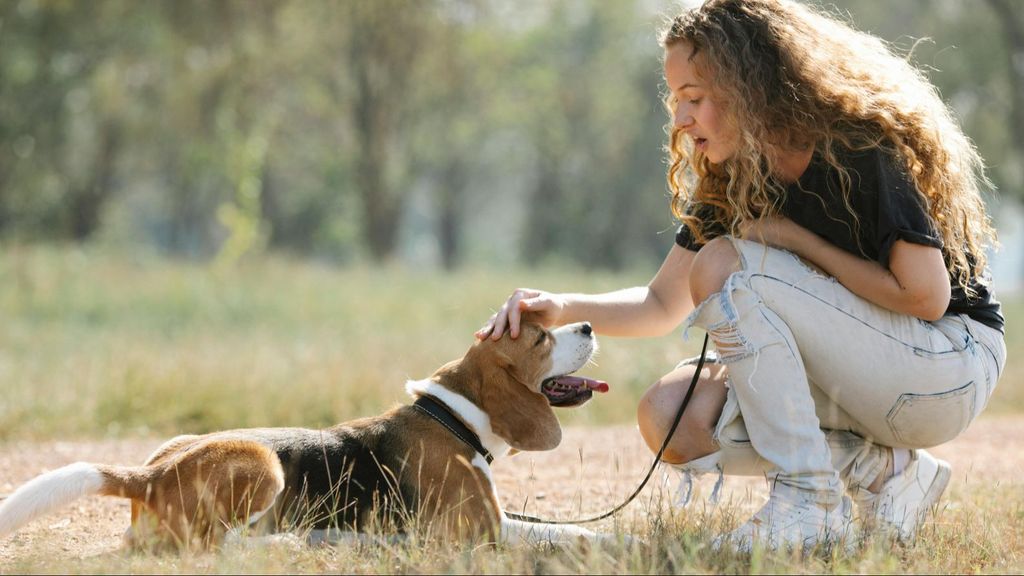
[440,312,607,452]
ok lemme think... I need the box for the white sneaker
[852,449,951,542]
[713,484,853,554]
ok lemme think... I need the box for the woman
[476,0,1005,552]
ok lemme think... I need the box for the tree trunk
[69,121,121,240]
[523,156,564,262]
[348,2,422,262]
[353,69,400,260]
[437,159,467,270]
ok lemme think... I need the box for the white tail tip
[0,462,104,538]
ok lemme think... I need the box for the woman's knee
[636,364,728,465]
[689,236,743,305]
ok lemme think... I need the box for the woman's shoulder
[814,140,897,170]
[803,141,911,191]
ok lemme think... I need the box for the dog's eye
[534,331,548,347]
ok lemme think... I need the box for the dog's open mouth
[541,375,609,408]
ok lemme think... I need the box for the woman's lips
[695,137,708,151]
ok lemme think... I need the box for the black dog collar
[413,395,494,465]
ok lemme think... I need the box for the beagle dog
[0,314,616,549]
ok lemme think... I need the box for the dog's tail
[0,462,154,538]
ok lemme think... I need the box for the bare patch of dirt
[1,417,1021,566]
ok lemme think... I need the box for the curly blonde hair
[662,0,996,293]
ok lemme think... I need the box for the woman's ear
[478,352,562,451]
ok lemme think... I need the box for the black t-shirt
[675,146,1004,332]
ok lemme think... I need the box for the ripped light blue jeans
[678,237,1007,508]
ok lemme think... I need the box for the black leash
[504,333,711,525]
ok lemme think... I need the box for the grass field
[0,244,704,439]
[1,244,1022,573]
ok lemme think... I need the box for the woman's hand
[738,216,800,250]
[742,216,951,321]
[475,288,567,340]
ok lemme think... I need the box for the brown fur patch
[106,439,283,549]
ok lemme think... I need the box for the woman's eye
[688,98,702,105]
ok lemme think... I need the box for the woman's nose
[674,105,694,129]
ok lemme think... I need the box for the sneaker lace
[670,465,724,509]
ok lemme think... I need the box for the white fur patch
[471,453,495,482]
[546,323,597,380]
[0,462,104,537]
[499,512,601,546]
[472,453,501,512]
[406,379,511,459]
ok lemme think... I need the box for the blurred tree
[0,0,135,240]
[258,2,356,260]
[825,0,1020,198]
[985,0,1024,192]
[0,0,1017,269]
[420,1,476,270]
[509,0,669,269]
[346,0,433,262]
[403,0,502,270]
[118,0,237,256]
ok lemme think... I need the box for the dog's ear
[477,347,561,451]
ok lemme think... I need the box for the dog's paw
[224,529,305,551]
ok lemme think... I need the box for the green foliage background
[0,0,1020,269]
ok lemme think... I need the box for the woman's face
[664,42,739,164]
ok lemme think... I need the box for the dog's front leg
[306,528,409,547]
[223,529,305,550]
[499,514,610,547]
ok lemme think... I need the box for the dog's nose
[580,322,592,336]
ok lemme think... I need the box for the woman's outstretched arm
[477,244,699,340]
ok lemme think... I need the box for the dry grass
[2,420,1023,573]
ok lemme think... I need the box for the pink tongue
[554,375,609,393]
